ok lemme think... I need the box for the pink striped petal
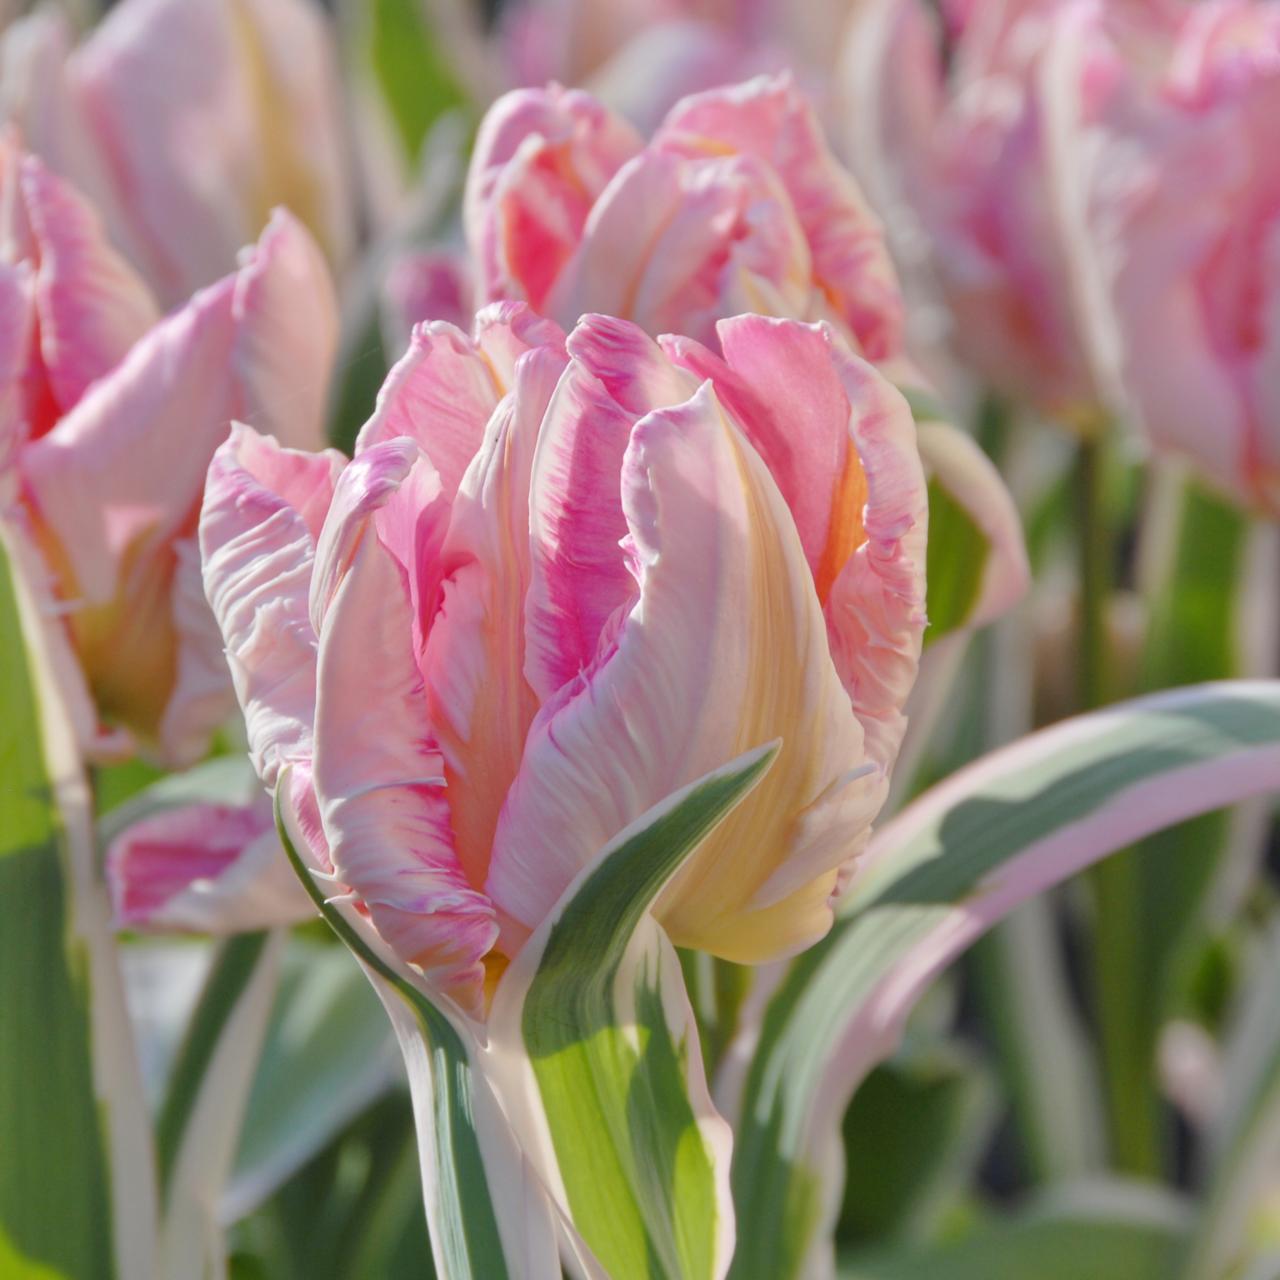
[108,797,311,933]
[656,74,905,360]
[465,85,641,310]
[18,153,159,414]
[310,444,496,1013]
[489,381,883,962]
[523,315,694,700]
[199,424,344,788]
[422,345,567,897]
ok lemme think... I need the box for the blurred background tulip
[2,144,338,762]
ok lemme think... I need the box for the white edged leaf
[0,521,158,1280]
[154,930,285,1280]
[224,939,400,1222]
[723,681,1280,1280]
[487,742,780,1280]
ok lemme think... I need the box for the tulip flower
[0,0,352,306]
[464,74,905,361]
[198,304,928,1013]
[841,0,1106,420]
[1043,0,1280,514]
[1,144,337,763]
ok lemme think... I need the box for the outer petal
[422,346,567,896]
[464,85,642,310]
[656,74,905,360]
[199,424,344,788]
[19,153,159,414]
[230,208,337,451]
[108,797,311,932]
[71,0,350,304]
[311,441,497,1013]
[0,262,32,474]
[666,314,928,767]
[489,381,885,962]
[354,321,504,499]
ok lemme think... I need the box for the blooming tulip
[199,304,928,1013]
[1044,0,1280,513]
[1,144,337,763]
[841,0,1106,419]
[465,74,904,361]
[0,0,352,306]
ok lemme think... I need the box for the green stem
[1076,433,1163,1177]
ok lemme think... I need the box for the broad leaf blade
[489,743,779,1280]
[726,682,1280,1280]
[0,527,157,1279]
[225,940,399,1222]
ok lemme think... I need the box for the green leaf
[156,932,285,1280]
[489,743,780,1280]
[726,681,1280,1280]
[0,527,157,1278]
[1182,923,1280,1280]
[354,0,470,163]
[837,1043,997,1246]
[839,1182,1188,1280]
[226,940,399,1222]
[922,477,988,646]
[274,779,559,1280]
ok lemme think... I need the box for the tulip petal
[108,798,310,932]
[669,314,928,768]
[423,346,566,896]
[490,381,883,963]
[657,74,904,360]
[19,153,159,413]
[0,262,33,471]
[200,424,343,788]
[311,444,496,1012]
[72,0,351,302]
[231,208,336,451]
[354,322,503,500]
[157,536,238,767]
[465,85,642,310]
[523,315,694,700]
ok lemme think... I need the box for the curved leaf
[488,742,780,1280]
[724,681,1280,1280]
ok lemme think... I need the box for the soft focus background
[4,0,1280,1276]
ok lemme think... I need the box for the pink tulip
[1,145,338,763]
[108,793,309,933]
[1044,0,1280,512]
[841,0,1106,418]
[0,0,352,306]
[464,74,904,361]
[199,304,928,1014]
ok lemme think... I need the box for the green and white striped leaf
[723,681,1280,1280]
[225,940,399,1222]
[274,776,559,1280]
[0,525,157,1279]
[488,743,780,1280]
[155,931,284,1280]
[1182,923,1280,1280]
